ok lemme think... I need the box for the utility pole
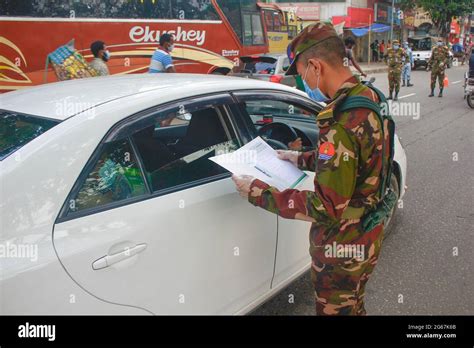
[390,0,395,42]
[368,14,372,66]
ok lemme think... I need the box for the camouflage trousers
[388,68,401,93]
[309,222,384,315]
[430,69,445,90]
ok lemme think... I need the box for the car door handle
[92,243,147,270]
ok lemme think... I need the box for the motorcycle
[464,71,474,109]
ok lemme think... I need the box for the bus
[257,2,300,54]
[0,0,269,92]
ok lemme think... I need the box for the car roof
[0,74,304,121]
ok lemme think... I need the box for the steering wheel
[258,122,299,150]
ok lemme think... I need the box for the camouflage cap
[285,21,339,76]
[392,39,400,45]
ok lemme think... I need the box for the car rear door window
[68,138,147,214]
[131,102,239,193]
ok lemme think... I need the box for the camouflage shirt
[248,76,390,253]
[428,45,449,72]
[384,47,408,71]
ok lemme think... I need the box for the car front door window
[131,104,239,193]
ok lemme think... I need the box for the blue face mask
[103,50,110,62]
[303,80,330,103]
[302,64,330,103]
[393,45,400,50]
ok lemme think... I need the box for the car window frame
[56,92,250,223]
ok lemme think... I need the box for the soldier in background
[427,39,450,97]
[401,41,414,87]
[232,22,391,316]
[384,39,408,100]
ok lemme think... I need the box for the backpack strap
[336,93,393,201]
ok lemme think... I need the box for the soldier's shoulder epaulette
[316,92,348,121]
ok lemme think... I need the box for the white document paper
[209,136,307,191]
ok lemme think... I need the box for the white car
[0,74,407,315]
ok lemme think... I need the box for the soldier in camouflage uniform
[384,39,408,101]
[427,39,450,97]
[233,22,391,315]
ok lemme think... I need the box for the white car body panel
[54,179,278,315]
[0,74,406,314]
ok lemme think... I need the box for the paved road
[252,65,474,315]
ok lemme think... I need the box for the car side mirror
[177,112,192,121]
[282,65,289,72]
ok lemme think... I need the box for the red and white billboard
[277,3,321,21]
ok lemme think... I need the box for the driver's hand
[232,175,255,198]
[288,137,302,151]
[276,150,299,166]
[361,73,367,78]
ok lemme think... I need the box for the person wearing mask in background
[427,39,449,97]
[384,39,408,100]
[401,41,414,87]
[370,39,379,62]
[232,22,392,316]
[149,33,176,73]
[379,40,385,60]
[344,37,367,79]
[89,41,110,76]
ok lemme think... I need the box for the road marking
[398,93,416,99]
[452,80,462,85]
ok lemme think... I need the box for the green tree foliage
[400,0,473,39]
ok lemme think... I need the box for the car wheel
[467,93,474,109]
[383,172,400,238]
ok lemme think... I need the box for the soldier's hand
[276,150,299,166]
[232,175,255,198]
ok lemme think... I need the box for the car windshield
[0,110,60,160]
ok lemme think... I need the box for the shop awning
[350,23,391,37]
